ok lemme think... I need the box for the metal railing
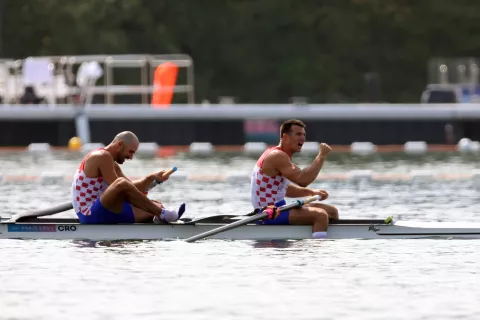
[0,54,195,105]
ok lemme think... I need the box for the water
[1,151,480,319]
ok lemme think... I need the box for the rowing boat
[2,215,480,240]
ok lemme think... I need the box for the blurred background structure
[2,0,480,104]
[1,0,480,148]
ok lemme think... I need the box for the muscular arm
[270,152,325,187]
[113,163,155,192]
[286,184,315,198]
[96,153,120,185]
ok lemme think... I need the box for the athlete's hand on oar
[313,189,329,200]
[319,143,332,158]
[147,167,177,191]
[154,167,177,182]
[154,170,170,182]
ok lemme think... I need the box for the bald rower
[71,131,185,224]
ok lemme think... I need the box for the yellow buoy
[68,136,82,151]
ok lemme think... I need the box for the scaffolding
[0,54,195,105]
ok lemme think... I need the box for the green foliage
[2,0,480,103]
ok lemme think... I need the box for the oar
[10,166,178,223]
[185,194,323,243]
[11,202,74,222]
[147,167,177,190]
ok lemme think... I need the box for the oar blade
[12,202,74,222]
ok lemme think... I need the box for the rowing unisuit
[71,149,108,217]
[250,146,291,224]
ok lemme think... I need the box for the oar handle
[147,166,177,190]
[164,166,178,177]
[280,194,322,212]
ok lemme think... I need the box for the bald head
[113,131,139,146]
[110,131,139,164]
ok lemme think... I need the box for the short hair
[280,119,306,136]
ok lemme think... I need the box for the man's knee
[113,177,133,191]
[313,209,329,224]
[329,205,339,220]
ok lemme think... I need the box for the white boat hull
[2,220,480,241]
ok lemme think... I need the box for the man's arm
[270,143,331,187]
[97,153,120,185]
[286,184,315,197]
[113,163,155,192]
[286,184,329,201]
[271,152,325,187]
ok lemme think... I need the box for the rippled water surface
[1,151,480,320]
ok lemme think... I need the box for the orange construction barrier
[151,61,178,108]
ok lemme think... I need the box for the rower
[250,119,338,239]
[71,131,185,224]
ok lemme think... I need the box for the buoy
[68,137,82,151]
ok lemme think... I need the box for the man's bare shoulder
[265,149,290,161]
[89,149,112,158]
[86,150,113,166]
[82,150,112,177]
[263,149,291,170]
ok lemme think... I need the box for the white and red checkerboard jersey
[250,146,291,209]
[71,149,108,216]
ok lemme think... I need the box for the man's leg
[100,177,163,216]
[133,202,186,223]
[132,203,163,223]
[305,203,339,220]
[288,206,329,238]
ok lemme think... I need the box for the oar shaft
[185,212,269,243]
[13,202,74,222]
[185,195,322,243]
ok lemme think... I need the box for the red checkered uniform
[250,146,291,208]
[71,149,108,216]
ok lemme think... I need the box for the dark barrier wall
[302,120,454,145]
[89,120,246,145]
[0,119,476,146]
[0,121,76,146]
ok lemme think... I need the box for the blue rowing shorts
[256,199,290,225]
[77,198,135,224]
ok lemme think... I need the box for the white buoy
[27,143,51,153]
[351,142,377,155]
[189,142,214,155]
[243,142,267,155]
[457,138,475,153]
[137,142,159,157]
[404,141,428,154]
[81,142,105,153]
[347,170,373,181]
[301,142,320,154]
[470,141,480,152]
[40,172,66,184]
